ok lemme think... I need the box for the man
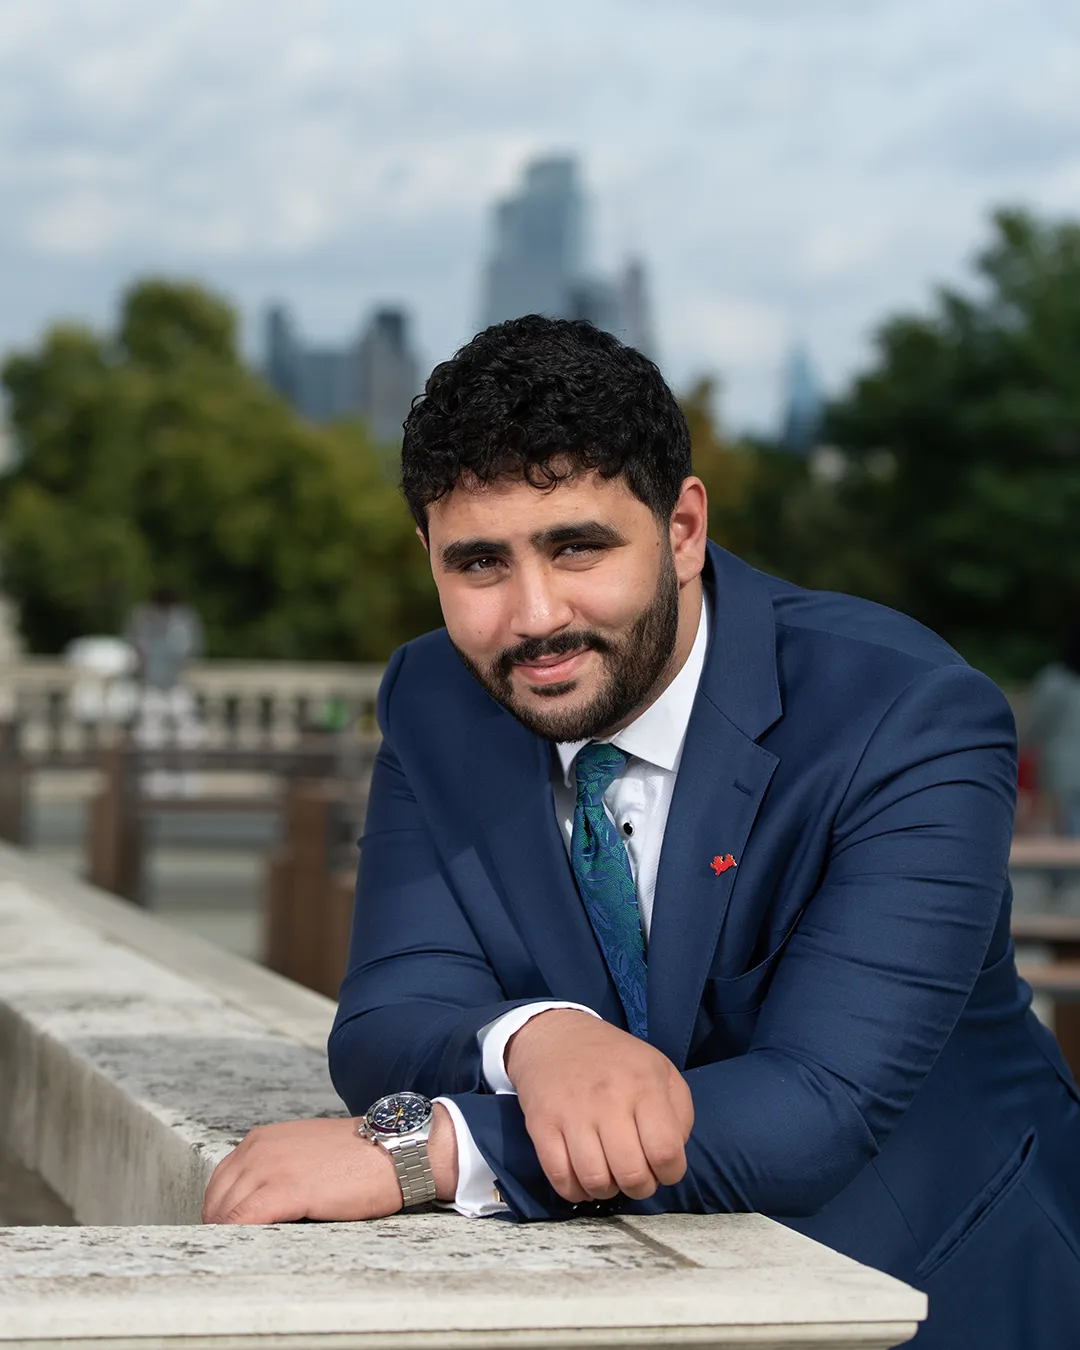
[204,318,1080,1349]
[124,586,204,794]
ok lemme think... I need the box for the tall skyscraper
[479,155,656,359]
[356,309,421,443]
[618,258,656,360]
[262,304,420,440]
[481,156,584,328]
[780,343,824,455]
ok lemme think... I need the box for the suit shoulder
[378,626,494,731]
[764,574,966,673]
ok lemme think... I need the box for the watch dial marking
[369,1092,430,1135]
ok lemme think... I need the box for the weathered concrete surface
[0,842,334,1049]
[0,867,340,1225]
[0,1212,924,1348]
[0,846,925,1347]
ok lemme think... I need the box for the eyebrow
[532,521,626,550]
[439,538,511,569]
[438,520,626,570]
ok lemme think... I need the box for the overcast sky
[1,0,1078,431]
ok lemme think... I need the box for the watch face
[368,1091,431,1136]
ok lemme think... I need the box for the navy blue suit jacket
[330,543,1080,1349]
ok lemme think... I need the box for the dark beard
[452,548,681,743]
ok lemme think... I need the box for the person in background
[1027,622,1080,837]
[123,586,204,793]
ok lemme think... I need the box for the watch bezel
[362,1091,434,1139]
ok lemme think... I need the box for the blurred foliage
[827,208,1080,679]
[4,207,1079,679]
[681,383,898,605]
[0,279,441,659]
[684,208,1080,681]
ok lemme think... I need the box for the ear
[415,526,430,554]
[669,477,708,585]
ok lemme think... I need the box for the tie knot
[574,742,629,805]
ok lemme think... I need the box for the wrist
[504,1007,595,1085]
[428,1102,459,1203]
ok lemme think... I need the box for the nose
[508,563,574,640]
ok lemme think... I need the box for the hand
[505,1010,693,1205]
[202,1105,458,1224]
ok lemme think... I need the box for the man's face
[425,470,686,743]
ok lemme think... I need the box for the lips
[514,648,591,685]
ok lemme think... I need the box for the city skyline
[264,302,421,440]
[481,155,655,356]
[0,1,1077,431]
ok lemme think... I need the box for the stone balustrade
[0,658,386,754]
[0,842,925,1348]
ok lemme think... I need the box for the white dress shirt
[435,595,710,1216]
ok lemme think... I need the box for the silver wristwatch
[358,1091,437,1208]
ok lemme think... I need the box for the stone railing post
[265,780,356,999]
[87,741,143,905]
[0,719,26,844]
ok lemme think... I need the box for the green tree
[681,378,896,604]
[826,208,1080,679]
[0,280,441,659]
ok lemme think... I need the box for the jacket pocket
[915,1129,1038,1281]
[702,950,782,1015]
[703,906,807,1014]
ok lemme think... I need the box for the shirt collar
[556,593,710,786]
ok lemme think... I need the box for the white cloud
[0,0,1078,427]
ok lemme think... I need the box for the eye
[556,542,602,559]
[462,555,504,573]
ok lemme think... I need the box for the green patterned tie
[570,743,648,1039]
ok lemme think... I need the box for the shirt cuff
[478,1001,601,1094]
[432,1096,508,1217]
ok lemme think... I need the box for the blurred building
[779,343,824,455]
[356,310,421,443]
[480,155,656,357]
[262,304,421,441]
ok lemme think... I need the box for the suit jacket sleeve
[328,650,557,1132]
[450,662,1019,1221]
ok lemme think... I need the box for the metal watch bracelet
[383,1135,438,1208]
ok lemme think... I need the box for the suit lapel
[468,710,624,1024]
[646,543,784,1065]
[646,699,778,1064]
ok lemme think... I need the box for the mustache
[496,631,613,680]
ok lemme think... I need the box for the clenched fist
[505,1009,694,1204]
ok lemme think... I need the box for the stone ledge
[0,865,340,1225]
[0,848,925,1348]
[1,1213,923,1348]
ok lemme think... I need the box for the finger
[634,1098,688,1188]
[564,1129,619,1201]
[597,1118,659,1200]
[531,1125,590,1204]
[203,1167,258,1225]
[668,1072,695,1140]
[223,1183,305,1226]
[202,1153,244,1223]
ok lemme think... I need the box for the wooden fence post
[87,742,144,905]
[1055,939,1080,1077]
[264,781,356,999]
[0,720,26,845]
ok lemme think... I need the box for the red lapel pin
[711,854,737,876]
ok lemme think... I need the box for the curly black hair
[401,316,691,531]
